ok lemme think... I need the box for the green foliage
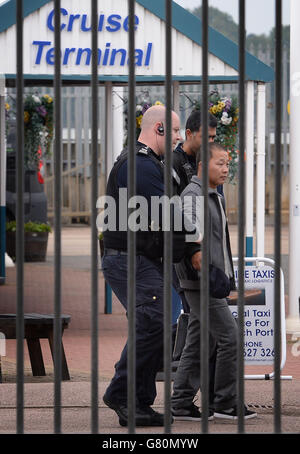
[190,5,290,54]
[6,221,52,233]
[247,26,290,57]
[191,6,238,43]
[269,25,290,47]
[246,33,271,49]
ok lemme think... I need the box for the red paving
[1,227,300,435]
[0,225,299,382]
[1,266,299,383]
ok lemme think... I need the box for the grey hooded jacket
[176,175,236,291]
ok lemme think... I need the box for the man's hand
[191,251,202,271]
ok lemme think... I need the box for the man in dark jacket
[173,109,218,195]
[171,142,257,421]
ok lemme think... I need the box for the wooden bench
[0,313,71,381]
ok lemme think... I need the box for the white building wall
[0,0,238,78]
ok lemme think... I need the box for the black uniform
[173,142,197,195]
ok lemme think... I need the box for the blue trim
[0,0,274,83]
[4,73,239,84]
[0,0,51,33]
[0,206,6,284]
[172,286,182,325]
[246,236,253,257]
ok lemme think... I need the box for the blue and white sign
[229,265,277,365]
[33,8,153,68]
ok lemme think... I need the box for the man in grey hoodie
[171,142,257,421]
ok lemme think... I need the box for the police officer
[101,105,200,427]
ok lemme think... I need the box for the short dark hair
[185,109,218,133]
[196,142,226,169]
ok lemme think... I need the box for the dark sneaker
[139,405,171,426]
[172,403,214,421]
[214,405,257,420]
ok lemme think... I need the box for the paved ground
[0,225,299,436]
[0,379,300,435]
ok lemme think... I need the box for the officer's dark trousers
[102,253,165,407]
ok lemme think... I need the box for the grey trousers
[171,290,238,412]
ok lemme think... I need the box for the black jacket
[103,142,198,262]
[172,143,196,195]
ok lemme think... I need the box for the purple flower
[36,105,47,117]
[224,99,232,112]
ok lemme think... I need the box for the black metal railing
[12,0,283,435]
[237,0,246,433]
[16,0,24,435]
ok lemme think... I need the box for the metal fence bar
[9,0,287,437]
[274,0,282,434]
[91,0,99,434]
[66,88,72,214]
[127,0,136,435]
[200,0,209,434]
[164,0,173,435]
[237,0,246,434]
[282,46,288,176]
[54,0,62,434]
[16,0,24,434]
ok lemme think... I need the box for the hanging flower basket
[6,93,54,170]
[208,90,239,183]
